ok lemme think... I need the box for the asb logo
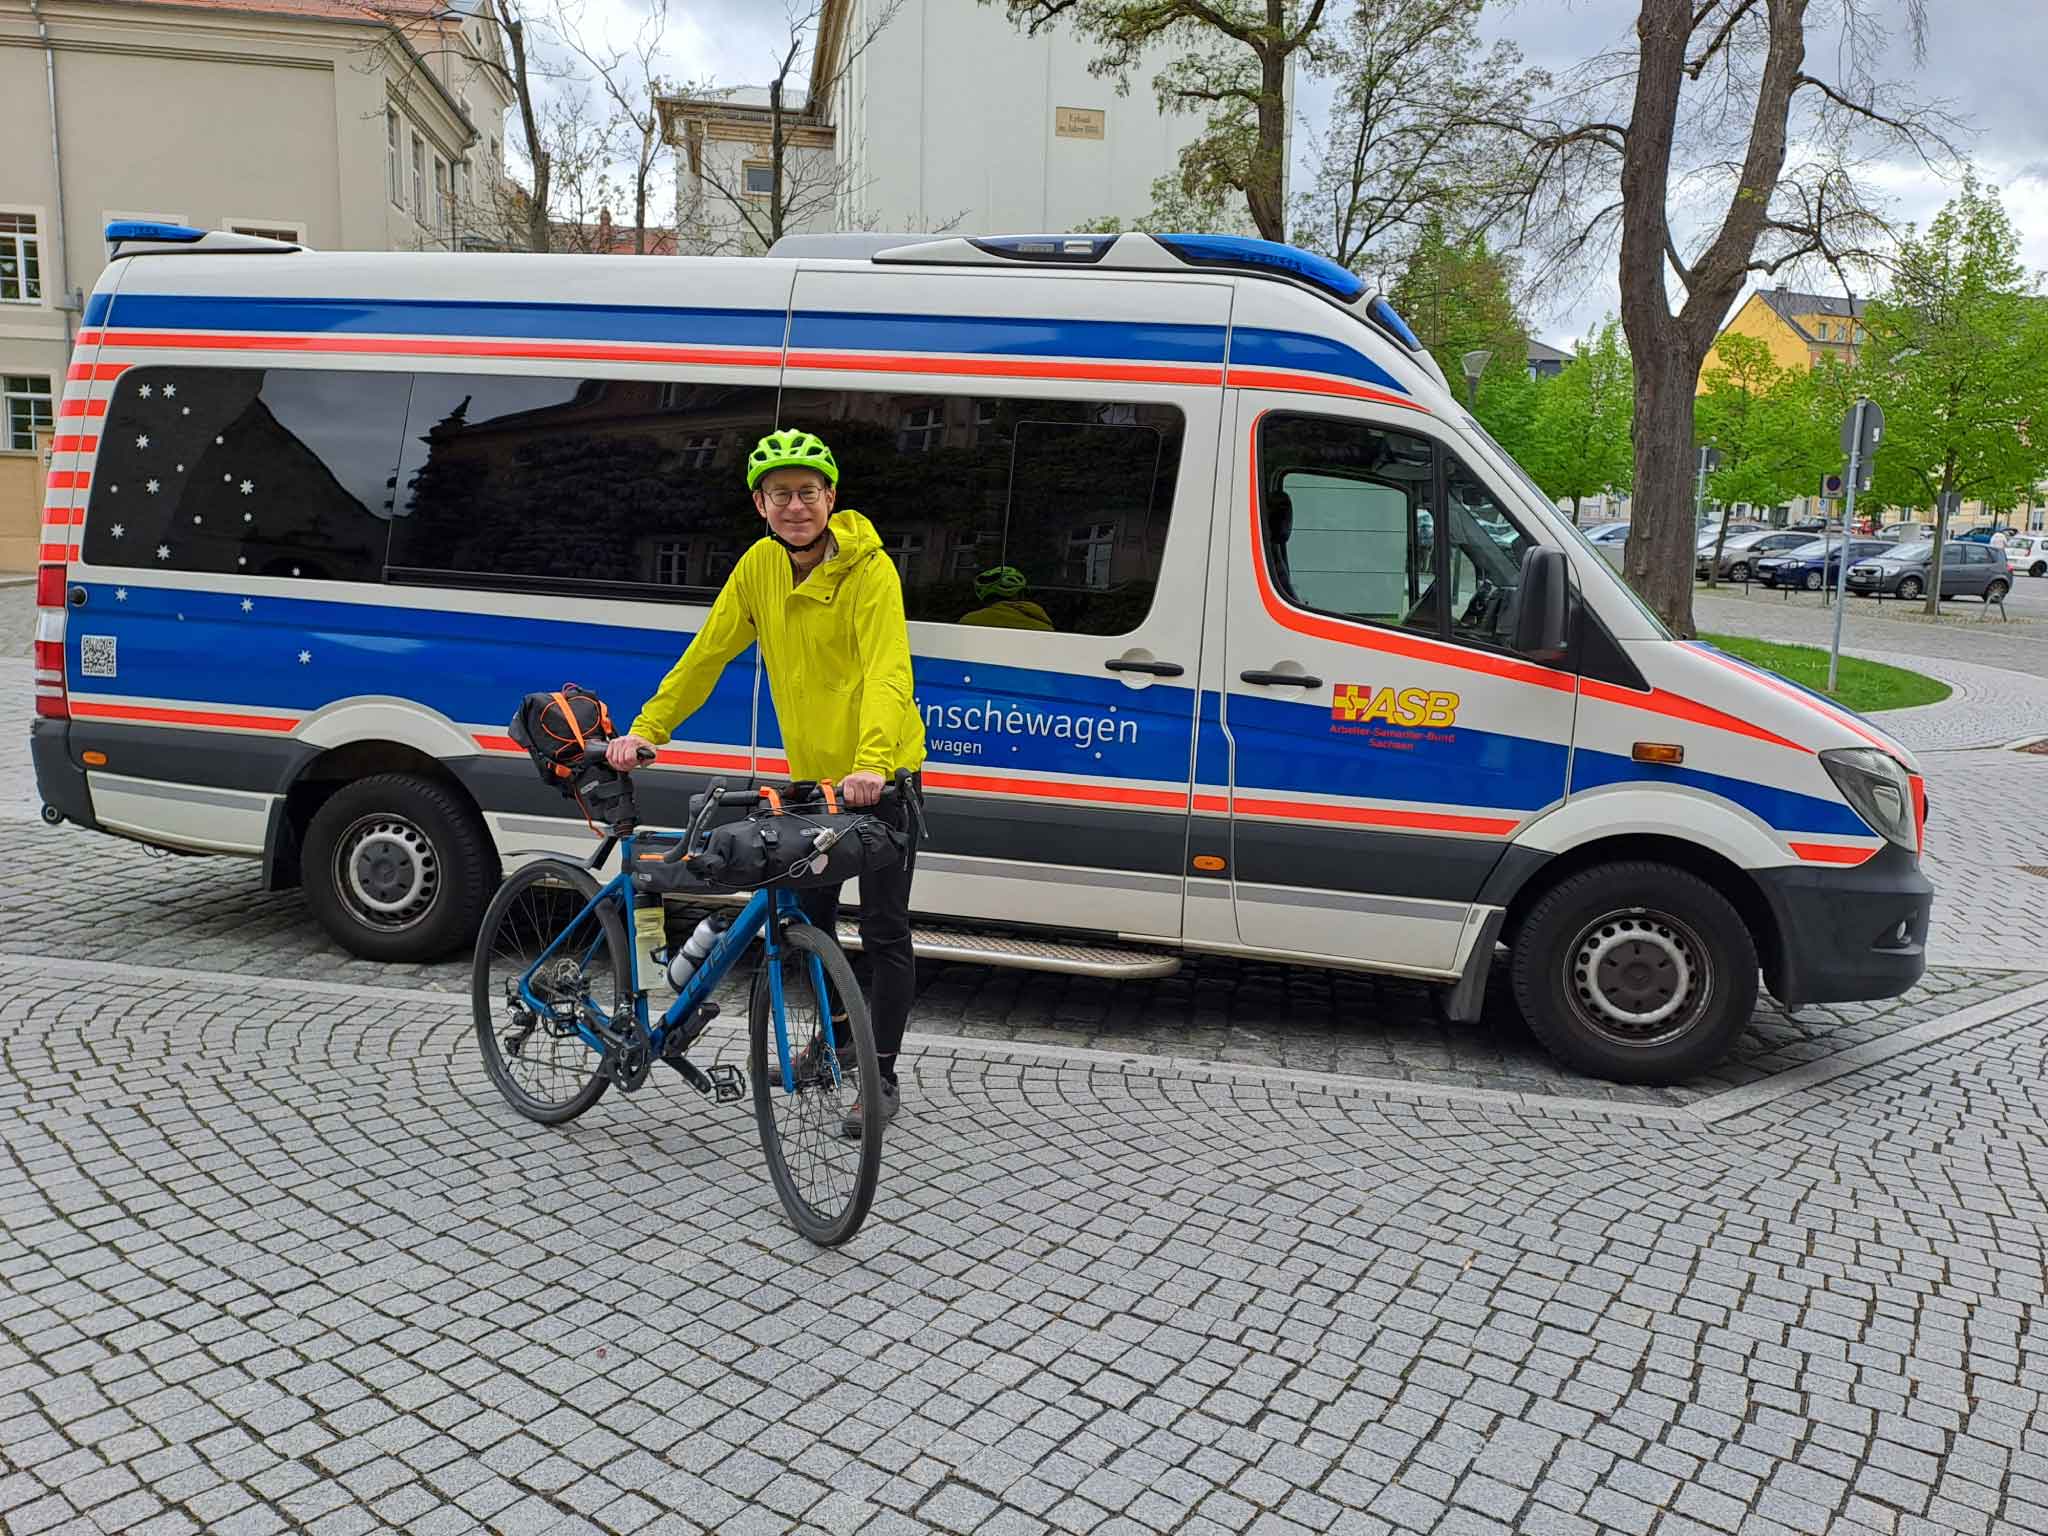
[1332,683,1460,728]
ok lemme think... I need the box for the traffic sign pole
[1829,400,1877,691]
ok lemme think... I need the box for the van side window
[1442,454,1536,648]
[81,366,409,582]
[776,388,1183,636]
[387,375,779,598]
[1256,413,1441,636]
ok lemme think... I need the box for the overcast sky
[567,0,2048,347]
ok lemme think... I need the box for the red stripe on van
[1788,841,1878,866]
[58,399,107,418]
[52,435,98,454]
[923,770,1191,809]
[786,350,1225,388]
[1227,366,1429,412]
[1578,678,1813,754]
[1683,642,1898,755]
[47,470,88,491]
[68,363,128,381]
[44,508,85,526]
[38,543,79,562]
[95,330,784,371]
[71,700,299,732]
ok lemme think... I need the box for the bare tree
[983,1,1335,244]
[367,0,561,252]
[555,0,672,253]
[675,0,904,255]
[1472,0,1966,635]
[1293,0,1544,276]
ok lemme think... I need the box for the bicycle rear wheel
[750,921,881,1245]
[473,859,626,1125]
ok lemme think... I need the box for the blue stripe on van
[1570,749,1871,838]
[1230,328,1407,393]
[99,293,789,350]
[788,310,1228,366]
[84,292,113,327]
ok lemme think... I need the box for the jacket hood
[790,510,884,601]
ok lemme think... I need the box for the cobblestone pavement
[4,961,2048,1536]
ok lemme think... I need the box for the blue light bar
[969,235,1118,264]
[1153,234,1366,302]
[105,221,207,244]
[1366,296,1424,352]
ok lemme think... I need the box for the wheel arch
[266,738,484,893]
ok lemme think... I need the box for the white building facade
[665,0,1243,254]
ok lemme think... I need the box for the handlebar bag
[509,684,613,792]
[631,813,906,896]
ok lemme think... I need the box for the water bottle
[666,914,726,991]
[633,901,667,988]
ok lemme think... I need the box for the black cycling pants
[795,782,918,1085]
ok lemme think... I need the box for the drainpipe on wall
[29,0,82,346]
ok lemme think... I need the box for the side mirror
[1513,545,1569,661]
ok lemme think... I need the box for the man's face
[754,467,836,546]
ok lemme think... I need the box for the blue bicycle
[471,747,917,1246]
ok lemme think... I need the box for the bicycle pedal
[706,1063,746,1104]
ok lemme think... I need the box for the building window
[411,134,426,216]
[1065,521,1116,588]
[387,109,402,206]
[434,159,451,237]
[897,405,943,454]
[0,213,42,304]
[882,530,925,581]
[679,434,718,468]
[4,374,54,451]
[743,162,774,197]
[653,541,691,585]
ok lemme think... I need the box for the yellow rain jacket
[629,510,927,781]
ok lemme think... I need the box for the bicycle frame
[513,831,847,1093]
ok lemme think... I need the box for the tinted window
[776,388,1182,635]
[1257,414,1438,634]
[82,366,410,581]
[1443,453,1535,649]
[388,375,779,597]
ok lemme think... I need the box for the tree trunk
[1570,493,1582,527]
[505,16,550,253]
[1247,44,1288,242]
[1624,345,1706,636]
[1923,460,1956,616]
[770,77,786,247]
[1707,510,1732,589]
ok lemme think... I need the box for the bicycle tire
[749,921,882,1245]
[473,858,625,1125]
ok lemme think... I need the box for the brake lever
[894,769,930,841]
[663,777,726,862]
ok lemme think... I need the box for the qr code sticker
[80,635,117,678]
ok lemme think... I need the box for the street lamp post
[1460,349,1492,412]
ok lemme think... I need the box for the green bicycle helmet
[747,428,839,489]
[975,565,1030,601]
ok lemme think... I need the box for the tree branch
[1686,0,1758,78]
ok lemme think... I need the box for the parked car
[2006,533,2048,576]
[1846,541,2012,602]
[1789,519,1829,533]
[1697,528,1816,580]
[1876,521,1937,543]
[1957,525,2019,544]
[1696,521,1762,549]
[1757,538,1889,591]
[1580,521,1630,545]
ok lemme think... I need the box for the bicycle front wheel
[473,858,626,1125]
[750,921,882,1245]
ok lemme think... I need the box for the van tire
[1510,861,1757,1084]
[302,772,495,962]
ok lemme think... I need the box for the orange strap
[758,786,783,815]
[819,779,839,814]
[551,689,587,751]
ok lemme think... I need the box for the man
[607,429,926,1135]
[959,565,1054,631]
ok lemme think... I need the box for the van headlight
[1820,748,1915,849]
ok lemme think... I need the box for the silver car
[1697,528,1816,581]
[1845,541,2013,602]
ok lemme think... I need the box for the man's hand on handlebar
[606,733,655,771]
[841,770,886,808]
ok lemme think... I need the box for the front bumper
[1753,841,1931,1006]
[30,718,98,829]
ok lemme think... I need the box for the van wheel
[1510,862,1757,1084]
[302,773,496,962]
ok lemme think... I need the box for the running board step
[837,922,1180,979]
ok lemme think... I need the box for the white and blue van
[30,223,1932,1083]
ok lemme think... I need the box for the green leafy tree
[1522,318,1635,525]
[1691,334,1839,581]
[1860,177,2048,612]
[983,0,1336,243]
[1390,216,1527,401]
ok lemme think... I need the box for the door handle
[1104,658,1185,677]
[1239,669,1322,688]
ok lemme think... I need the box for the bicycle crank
[601,1014,655,1093]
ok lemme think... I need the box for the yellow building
[1701,286,1864,391]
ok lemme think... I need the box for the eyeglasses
[763,486,826,508]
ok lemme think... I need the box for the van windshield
[1458,414,1673,639]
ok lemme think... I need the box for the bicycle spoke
[474,863,620,1123]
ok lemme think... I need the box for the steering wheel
[1459,579,1504,635]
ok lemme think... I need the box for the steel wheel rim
[335,813,439,932]
[1564,907,1713,1049]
